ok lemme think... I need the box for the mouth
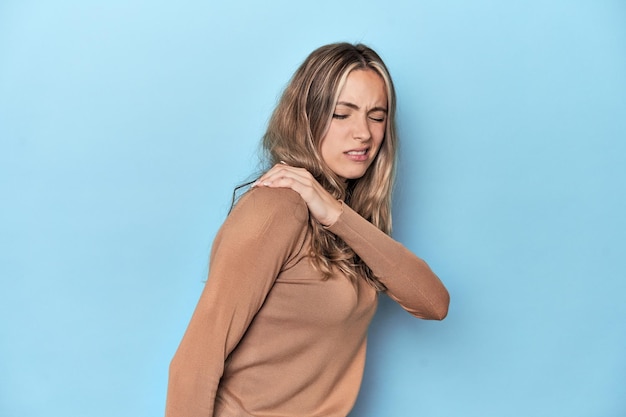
[344,148,370,162]
[345,148,369,156]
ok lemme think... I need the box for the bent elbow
[431,304,449,321]
[429,289,450,321]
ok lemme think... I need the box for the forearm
[327,202,449,319]
[166,348,219,417]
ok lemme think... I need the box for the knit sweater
[166,187,449,417]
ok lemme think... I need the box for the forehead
[336,68,387,106]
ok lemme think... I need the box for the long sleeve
[165,188,309,417]
[326,202,449,320]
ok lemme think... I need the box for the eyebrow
[336,101,388,113]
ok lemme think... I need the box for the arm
[327,202,449,320]
[165,188,308,417]
[254,164,449,319]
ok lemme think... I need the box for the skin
[254,68,388,227]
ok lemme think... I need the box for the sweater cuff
[324,200,364,238]
[322,200,344,230]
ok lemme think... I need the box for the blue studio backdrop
[1,1,625,416]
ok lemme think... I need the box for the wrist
[322,200,343,228]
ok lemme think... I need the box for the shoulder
[230,187,309,229]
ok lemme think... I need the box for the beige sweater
[166,187,449,417]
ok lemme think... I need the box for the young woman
[165,42,449,417]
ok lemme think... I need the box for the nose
[352,115,371,142]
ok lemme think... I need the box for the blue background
[1,1,625,416]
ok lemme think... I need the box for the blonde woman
[166,42,450,417]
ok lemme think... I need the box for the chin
[340,170,368,181]
[330,162,373,181]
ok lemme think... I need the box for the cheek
[320,127,343,152]
[319,132,339,164]
[373,126,386,146]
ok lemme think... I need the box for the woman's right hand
[253,163,342,227]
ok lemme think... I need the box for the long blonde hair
[262,42,398,291]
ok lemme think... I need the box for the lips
[345,148,369,155]
[344,148,370,162]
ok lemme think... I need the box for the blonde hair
[262,42,398,291]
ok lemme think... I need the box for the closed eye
[368,108,387,123]
[332,113,349,120]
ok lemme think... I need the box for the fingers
[252,164,342,226]
[253,164,312,189]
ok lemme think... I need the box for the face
[320,69,388,181]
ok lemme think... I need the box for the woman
[166,42,449,417]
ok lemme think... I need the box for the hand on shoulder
[253,163,342,227]
[228,186,310,239]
